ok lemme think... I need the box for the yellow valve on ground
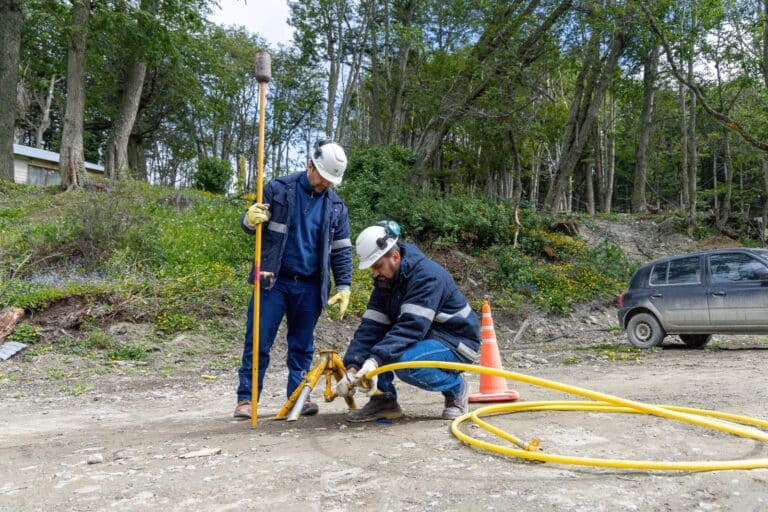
[361,361,768,472]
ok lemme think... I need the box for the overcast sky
[208,0,294,45]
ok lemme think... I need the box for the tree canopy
[2,0,768,232]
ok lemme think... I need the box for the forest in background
[2,0,768,232]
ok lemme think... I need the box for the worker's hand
[327,290,351,319]
[333,369,357,398]
[244,203,270,229]
[354,358,379,393]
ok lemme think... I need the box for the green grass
[7,323,40,344]
[2,178,644,348]
[46,368,69,380]
[576,343,648,361]
[108,344,148,361]
[68,381,94,395]
[1,182,252,344]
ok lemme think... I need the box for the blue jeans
[374,339,465,402]
[237,277,322,403]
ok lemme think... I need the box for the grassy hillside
[0,178,634,354]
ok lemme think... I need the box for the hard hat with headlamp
[311,139,347,185]
[355,220,401,269]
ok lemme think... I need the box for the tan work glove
[327,290,351,319]
[244,203,270,229]
[354,358,379,394]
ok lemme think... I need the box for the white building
[13,144,104,186]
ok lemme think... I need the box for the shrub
[339,145,418,234]
[192,158,232,194]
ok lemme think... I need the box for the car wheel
[626,313,666,349]
[679,334,711,349]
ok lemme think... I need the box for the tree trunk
[717,135,734,229]
[530,147,541,211]
[585,161,595,215]
[762,159,768,245]
[632,44,659,212]
[712,143,718,219]
[506,127,524,204]
[678,81,689,209]
[687,59,697,228]
[59,0,90,190]
[127,132,147,181]
[546,26,627,213]
[335,4,369,144]
[106,59,147,179]
[604,92,616,213]
[35,75,58,149]
[323,2,346,137]
[385,0,415,145]
[0,0,22,182]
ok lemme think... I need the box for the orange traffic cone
[469,300,520,403]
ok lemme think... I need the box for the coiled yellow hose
[367,361,768,471]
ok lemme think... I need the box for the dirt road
[3,317,768,512]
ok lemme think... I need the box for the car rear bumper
[617,307,631,330]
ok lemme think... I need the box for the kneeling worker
[338,221,480,422]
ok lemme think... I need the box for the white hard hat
[356,221,401,269]
[311,140,347,185]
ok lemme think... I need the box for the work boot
[345,399,402,423]
[442,379,468,420]
[233,400,252,419]
[301,399,319,416]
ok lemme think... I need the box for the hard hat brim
[312,156,343,185]
[317,167,343,185]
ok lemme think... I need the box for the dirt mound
[578,215,741,264]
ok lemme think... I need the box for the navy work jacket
[343,243,481,369]
[241,172,352,306]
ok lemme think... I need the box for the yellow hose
[365,361,768,471]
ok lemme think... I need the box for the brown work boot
[233,400,251,419]
[345,399,402,423]
[301,399,319,416]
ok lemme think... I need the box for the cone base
[468,390,520,403]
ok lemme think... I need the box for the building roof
[13,144,104,172]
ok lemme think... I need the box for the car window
[649,263,667,285]
[667,256,701,285]
[710,253,768,283]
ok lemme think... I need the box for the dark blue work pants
[237,277,322,403]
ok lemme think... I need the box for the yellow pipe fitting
[523,438,541,452]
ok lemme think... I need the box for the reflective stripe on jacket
[343,243,480,368]
[241,172,352,306]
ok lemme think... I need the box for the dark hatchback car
[618,248,768,349]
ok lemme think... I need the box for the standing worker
[336,221,480,422]
[234,140,353,419]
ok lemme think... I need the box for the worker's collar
[298,173,315,195]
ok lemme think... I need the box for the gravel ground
[3,217,767,511]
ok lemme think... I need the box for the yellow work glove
[244,203,270,229]
[327,290,351,319]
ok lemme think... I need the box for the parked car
[617,248,768,349]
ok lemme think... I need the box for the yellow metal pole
[251,52,271,428]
